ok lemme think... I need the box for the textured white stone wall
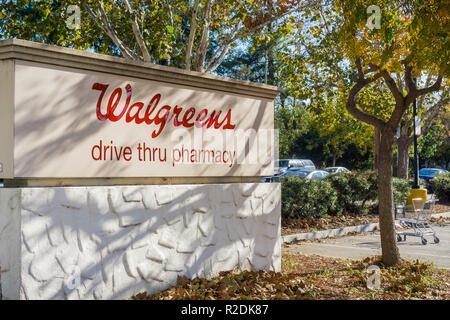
[0,183,281,300]
[0,189,21,299]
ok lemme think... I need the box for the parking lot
[284,222,450,269]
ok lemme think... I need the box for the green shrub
[281,175,338,218]
[393,178,411,205]
[407,178,428,190]
[326,171,378,215]
[432,172,450,202]
[281,170,413,219]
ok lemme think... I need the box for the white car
[324,167,350,174]
[281,169,329,180]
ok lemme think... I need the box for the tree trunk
[267,23,275,86]
[194,0,213,72]
[185,0,200,70]
[374,126,381,171]
[378,128,401,266]
[397,137,412,179]
[332,149,337,166]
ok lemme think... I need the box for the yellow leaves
[337,0,448,75]
[131,268,317,300]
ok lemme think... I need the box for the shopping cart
[396,197,439,245]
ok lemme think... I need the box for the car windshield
[325,168,337,173]
[277,160,290,168]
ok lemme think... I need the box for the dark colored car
[413,168,448,190]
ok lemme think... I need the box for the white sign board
[415,116,422,136]
[1,60,275,178]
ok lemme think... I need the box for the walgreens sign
[3,60,274,178]
[92,83,235,138]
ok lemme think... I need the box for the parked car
[263,168,328,182]
[324,167,350,174]
[413,168,448,190]
[274,159,316,175]
[281,169,329,180]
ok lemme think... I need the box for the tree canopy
[1,0,319,72]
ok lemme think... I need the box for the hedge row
[281,171,411,218]
[433,172,450,202]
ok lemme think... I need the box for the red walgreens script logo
[92,83,236,138]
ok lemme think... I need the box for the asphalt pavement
[284,222,450,269]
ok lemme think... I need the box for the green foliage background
[281,171,412,218]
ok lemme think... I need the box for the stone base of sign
[0,183,281,300]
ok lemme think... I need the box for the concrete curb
[282,223,378,243]
[282,211,450,244]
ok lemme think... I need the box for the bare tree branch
[166,0,175,29]
[204,0,319,73]
[405,77,443,108]
[195,0,214,72]
[381,69,404,107]
[355,57,365,80]
[395,74,404,95]
[185,0,200,70]
[346,67,386,128]
[416,76,443,97]
[417,73,432,108]
[421,93,450,134]
[122,0,151,62]
[205,23,241,73]
[84,3,139,60]
[396,78,448,146]
[404,62,443,104]
[403,63,416,93]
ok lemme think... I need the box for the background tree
[418,113,450,170]
[396,85,449,178]
[335,0,448,265]
[313,94,373,167]
[0,0,108,51]
[1,0,318,72]
[274,1,376,169]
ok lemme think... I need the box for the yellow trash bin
[407,188,427,208]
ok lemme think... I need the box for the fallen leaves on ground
[132,269,316,300]
[131,253,450,300]
[429,217,450,226]
[434,202,450,214]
